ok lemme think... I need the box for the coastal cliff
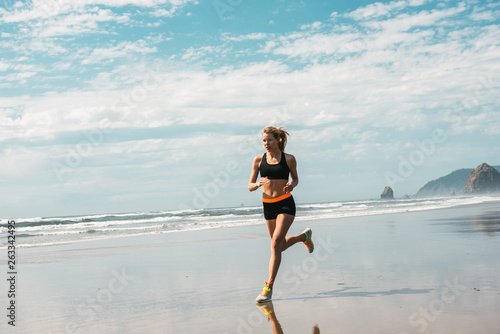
[416,164,500,197]
[464,163,500,194]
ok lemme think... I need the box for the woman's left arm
[283,154,298,193]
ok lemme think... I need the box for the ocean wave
[2,195,499,248]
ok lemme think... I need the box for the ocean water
[1,196,499,248]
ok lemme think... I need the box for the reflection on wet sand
[468,212,500,235]
[433,211,500,236]
[256,302,320,334]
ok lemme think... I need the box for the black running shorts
[263,195,296,220]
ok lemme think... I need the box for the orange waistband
[262,192,292,203]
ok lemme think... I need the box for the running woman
[248,126,314,303]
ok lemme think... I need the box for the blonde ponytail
[263,126,289,151]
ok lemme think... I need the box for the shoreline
[7,194,500,221]
[5,195,500,250]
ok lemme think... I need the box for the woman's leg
[266,218,277,238]
[266,213,305,288]
[282,232,307,252]
[266,218,306,252]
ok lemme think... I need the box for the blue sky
[1,0,499,218]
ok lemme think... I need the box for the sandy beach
[3,200,500,334]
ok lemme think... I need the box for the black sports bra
[259,152,290,180]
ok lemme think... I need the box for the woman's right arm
[248,155,268,192]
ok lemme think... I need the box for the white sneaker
[302,228,314,253]
[256,283,272,303]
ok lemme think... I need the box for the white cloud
[344,0,426,20]
[181,45,226,61]
[33,8,129,37]
[150,8,176,17]
[0,146,48,179]
[269,32,360,59]
[222,32,272,42]
[0,0,197,61]
[0,0,197,22]
[1,71,38,85]
[364,4,467,31]
[82,40,157,64]
[299,21,322,30]
[25,38,68,55]
[2,1,497,142]
[346,1,405,20]
[0,61,10,71]
[470,6,500,20]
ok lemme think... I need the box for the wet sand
[4,200,500,333]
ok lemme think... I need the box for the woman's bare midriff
[262,179,289,199]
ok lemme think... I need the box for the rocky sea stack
[463,163,500,194]
[380,186,394,199]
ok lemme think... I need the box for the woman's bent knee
[271,238,284,253]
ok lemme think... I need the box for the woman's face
[262,133,279,152]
